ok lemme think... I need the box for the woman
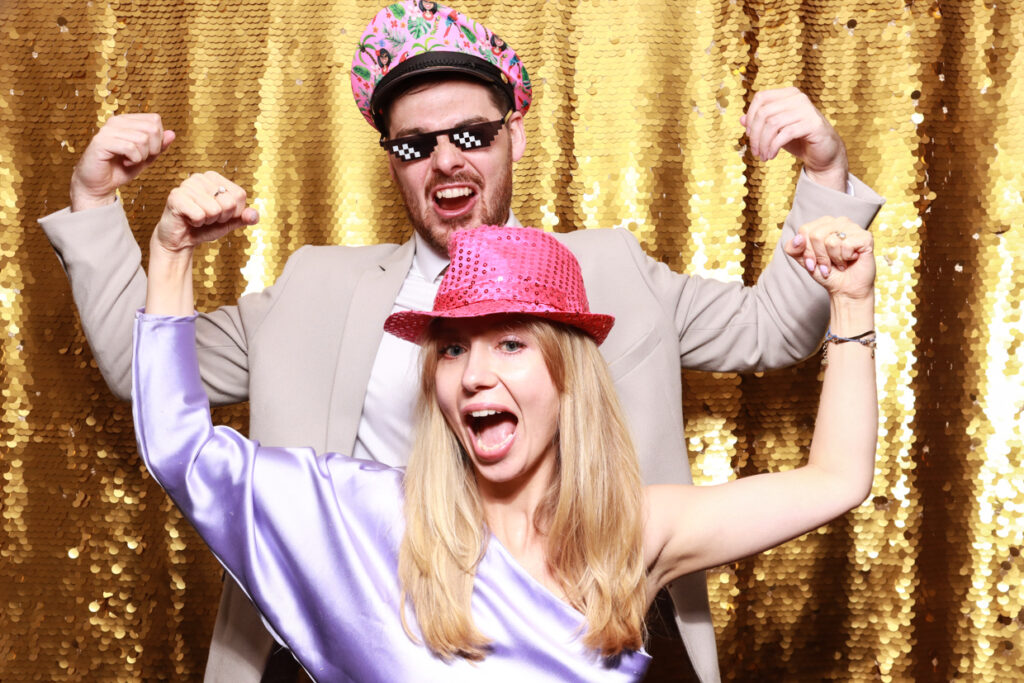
[134,180,877,681]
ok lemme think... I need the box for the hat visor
[370,52,514,131]
[384,301,615,345]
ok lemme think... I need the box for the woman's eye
[499,339,524,353]
[440,344,465,358]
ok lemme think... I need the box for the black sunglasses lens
[449,121,503,151]
[387,134,437,161]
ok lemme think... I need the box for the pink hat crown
[351,1,532,131]
[385,226,614,344]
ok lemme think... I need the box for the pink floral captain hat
[384,226,615,345]
[351,1,532,132]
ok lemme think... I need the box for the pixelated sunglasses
[380,114,510,162]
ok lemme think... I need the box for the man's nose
[431,135,466,175]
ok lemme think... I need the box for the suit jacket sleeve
[632,172,884,371]
[38,199,298,404]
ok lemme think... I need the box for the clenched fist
[153,172,259,255]
[70,113,175,211]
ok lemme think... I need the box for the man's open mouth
[434,186,476,213]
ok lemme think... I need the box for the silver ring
[213,186,228,197]
[832,230,846,240]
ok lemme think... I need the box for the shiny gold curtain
[2,1,1021,680]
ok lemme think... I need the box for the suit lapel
[325,238,415,454]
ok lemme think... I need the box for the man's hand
[741,87,849,192]
[785,216,874,301]
[70,113,175,211]
[153,172,259,257]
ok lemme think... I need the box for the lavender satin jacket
[131,312,650,682]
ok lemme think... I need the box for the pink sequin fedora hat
[384,226,615,345]
[351,1,532,131]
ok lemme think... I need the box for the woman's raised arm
[645,216,878,591]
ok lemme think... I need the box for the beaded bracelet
[821,328,876,366]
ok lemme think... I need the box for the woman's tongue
[473,413,516,456]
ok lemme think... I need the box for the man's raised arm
[644,87,884,371]
[39,115,259,403]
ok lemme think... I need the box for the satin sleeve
[130,312,406,676]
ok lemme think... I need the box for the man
[40,2,883,681]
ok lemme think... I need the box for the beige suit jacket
[40,173,883,682]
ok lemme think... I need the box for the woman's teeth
[467,410,517,453]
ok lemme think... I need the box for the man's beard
[399,161,514,254]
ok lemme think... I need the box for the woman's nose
[461,347,497,392]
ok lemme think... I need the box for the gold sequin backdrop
[1,0,1021,680]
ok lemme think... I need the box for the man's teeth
[435,187,473,200]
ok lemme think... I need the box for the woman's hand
[153,172,259,257]
[146,173,258,316]
[786,216,875,303]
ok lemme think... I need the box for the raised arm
[131,180,374,678]
[132,176,407,679]
[645,218,877,590]
[632,88,882,372]
[38,115,262,403]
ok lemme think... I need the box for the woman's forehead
[432,314,538,337]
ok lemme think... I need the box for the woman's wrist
[146,235,195,316]
[828,293,875,338]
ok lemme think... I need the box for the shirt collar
[410,231,449,283]
[410,210,524,283]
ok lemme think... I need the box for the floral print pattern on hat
[351,1,532,130]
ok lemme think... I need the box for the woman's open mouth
[466,408,518,460]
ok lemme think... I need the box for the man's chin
[415,202,509,251]
[440,208,486,228]
[424,215,484,248]
[414,223,460,254]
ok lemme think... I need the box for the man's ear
[507,111,526,162]
[387,156,397,182]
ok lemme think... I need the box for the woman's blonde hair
[398,317,647,661]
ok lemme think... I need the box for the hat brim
[384,302,615,346]
[370,52,516,131]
